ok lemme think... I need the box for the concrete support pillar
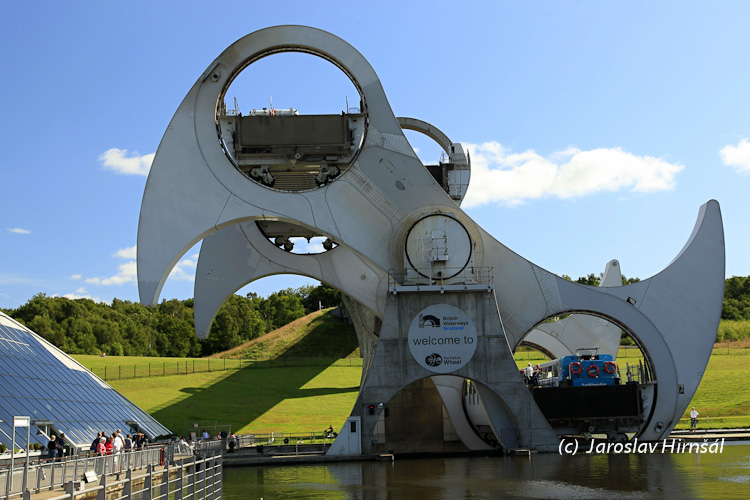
[354,291,558,454]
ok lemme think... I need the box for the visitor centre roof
[0,312,170,451]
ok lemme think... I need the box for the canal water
[223,443,750,499]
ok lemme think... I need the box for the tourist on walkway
[113,432,124,453]
[91,432,102,453]
[135,432,148,449]
[112,432,124,471]
[57,433,66,458]
[48,435,58,461]
[690,407,700,431]
[97,437,106,456]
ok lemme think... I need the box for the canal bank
[219,428,750,467]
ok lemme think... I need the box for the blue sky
[2,1,749,309]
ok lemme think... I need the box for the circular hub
[405,214,473,280]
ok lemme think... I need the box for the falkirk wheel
[137,25,725,454]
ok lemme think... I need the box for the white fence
[20,453,222,500]
[1,444,211,499]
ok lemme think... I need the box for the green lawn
[102,364,362,437]
[675,349,750,429]
[71,346,750,437]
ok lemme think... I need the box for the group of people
[46,433,67,460]
[522,363,541,386]
[197,428,238,452]
[46,430,148,461]
[220,429,240,452]
[90,430,148,456]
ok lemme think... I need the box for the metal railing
[622,360,651,384]
[90,356,363,381]
[18,452,221,500]
[389,267,494,293]
[193,433,336,455]
[1,445,176,499]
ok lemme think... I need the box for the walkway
[24,453,215,500]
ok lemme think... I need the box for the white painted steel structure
[137,25,725,453]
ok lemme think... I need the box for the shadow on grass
[275,311,359,359]
[151,363,360,436]
[152,311,362,435]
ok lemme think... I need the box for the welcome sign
[408,304,478,373]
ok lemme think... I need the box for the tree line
[3,276,749,357]
[2,284,341,358]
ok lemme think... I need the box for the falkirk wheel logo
[409,304,477,374]
[425,353,443,367]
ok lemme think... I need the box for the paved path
[26,457,193,500]
[670,428,750,442]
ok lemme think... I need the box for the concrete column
[356,291,559,454]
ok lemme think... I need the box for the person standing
[91,432,102,454]
[113,432,124,453]
[690,407,700,431]
[523,363,533,384]
[48,435,58,461]
[57,433,66,459]
[112,432,124,472]
[220,429,228,450]
[96,437,107,456]
[135,433,145,449]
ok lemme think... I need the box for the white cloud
[7,228,31,234]
[59,292,107,303]
[167,254,199,281]
[290,237,326,254]
[70,274,82,280]
[99,148,154,176]
[114,245,137,259]
[85,261,137,286]
[84,243,197,287]
[720,138,750,175]
[461,142,684,207]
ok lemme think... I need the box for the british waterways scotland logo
[408,304,478,373]
[418,314,441,328]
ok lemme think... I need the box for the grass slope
[83,309,362,436]
[208,309,359,360]
[678,349,750,428]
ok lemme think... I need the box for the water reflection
[223,444,750,500]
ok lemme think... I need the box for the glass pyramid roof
[0,312,171,451]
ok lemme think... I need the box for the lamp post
[8,416,31,496]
